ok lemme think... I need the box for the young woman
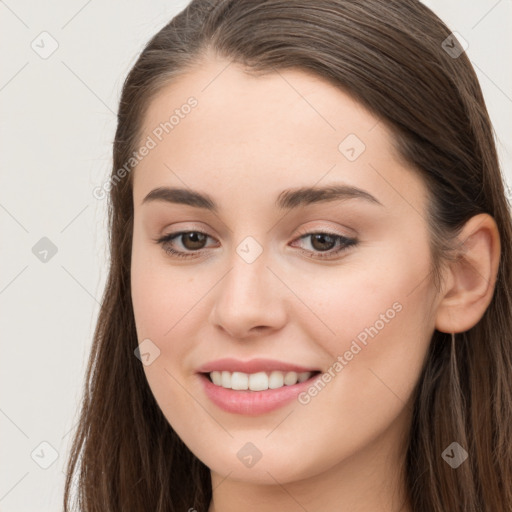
[64,1,512,511]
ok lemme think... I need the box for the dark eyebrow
[141,184,383,211]
[143,186,217,211]
[276,184,383,209]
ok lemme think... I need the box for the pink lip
[198,372,321,416]
[196,357,319,374]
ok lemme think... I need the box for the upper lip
[196,358,320,374]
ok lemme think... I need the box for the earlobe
[435,213,501,333]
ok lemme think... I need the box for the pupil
[184,232,206,250]
[312,234,335,251]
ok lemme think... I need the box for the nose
[209,244,288,340]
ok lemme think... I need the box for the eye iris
[182,232,207,250]
[310,233,336,251]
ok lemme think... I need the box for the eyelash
[155,229,357,261]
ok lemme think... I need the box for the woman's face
[130,55,441,485]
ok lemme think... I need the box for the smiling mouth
[201,370,322,392]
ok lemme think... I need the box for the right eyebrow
[142,187,217,211]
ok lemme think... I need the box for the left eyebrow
[275,184,384,209]
[141,183,384,211]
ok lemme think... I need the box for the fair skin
[130,54,500,512]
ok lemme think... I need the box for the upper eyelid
[159,228,355,250]
[160,219,354,238]
[161,227,351,240]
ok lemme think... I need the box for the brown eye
[291,231,358,260]
[179,232,208,250]
[308,233,337,252]
[156,229,357,261]
[155,230,215,259]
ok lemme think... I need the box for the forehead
[140,57,383,146]
[132,56,423,214]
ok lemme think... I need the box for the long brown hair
[64,1,512,510]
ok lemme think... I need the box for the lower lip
[198,373,320,416]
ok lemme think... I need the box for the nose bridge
[210,235,286,336]
[223,239,272,308]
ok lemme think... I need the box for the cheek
[130,235,204,344]
[295,240,434,356]
[130,256,209,433]
[292,238,436,415]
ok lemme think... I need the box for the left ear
[435,213,501,333]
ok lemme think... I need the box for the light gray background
[1,1,511,510]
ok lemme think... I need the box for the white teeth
[284,371,298,385]
[268,370,284,389]
[249,371,268,391]
[221,371,231,388]
[211,371,222,386]
[208,370,314,391]
[231,371,249,390]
